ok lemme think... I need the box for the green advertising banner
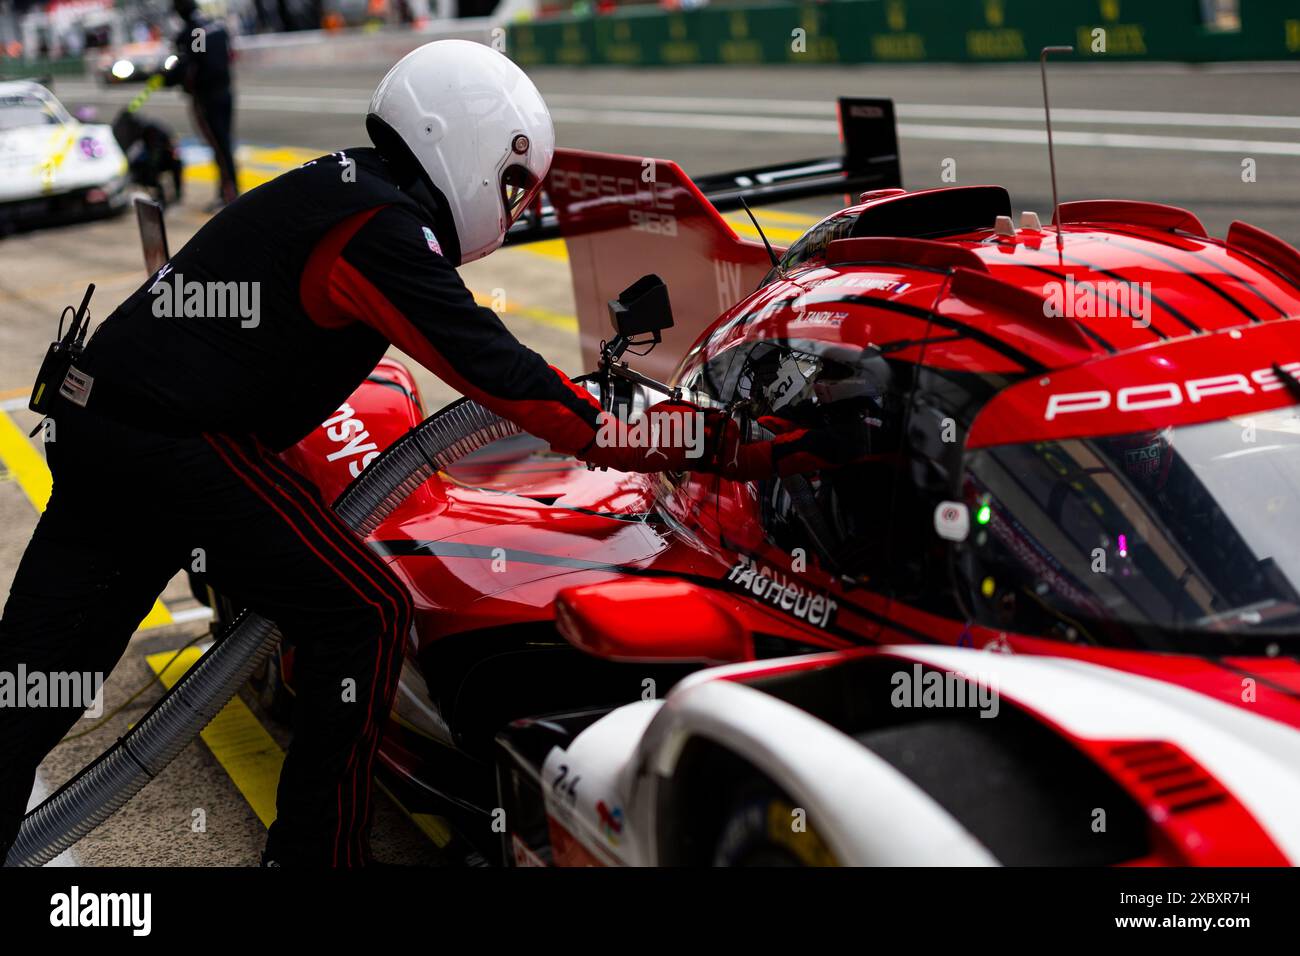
[508,0,1300,67]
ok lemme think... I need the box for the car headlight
[111,59,135,80]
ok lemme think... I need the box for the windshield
[960,405,1300,650]
[761,211,856,285]
[0,94,63,132]
[677,336,911,580]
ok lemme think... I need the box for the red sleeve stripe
[327,258,600,454]
[300,206,389,330]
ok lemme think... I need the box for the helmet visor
[501,163,542,226]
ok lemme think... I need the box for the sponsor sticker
[933,501,970,541]
[724,554,839,629]
[422,225,442,256]
[596,801,624,846]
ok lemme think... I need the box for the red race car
[262,96,1300,867]
[14,98,1300,868]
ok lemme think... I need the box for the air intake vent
[1106,741,1226,814]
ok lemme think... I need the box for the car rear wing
[508,97,902,380]
[504,97,901,247]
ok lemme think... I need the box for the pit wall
[506,0,1300,67]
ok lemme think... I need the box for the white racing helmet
[366,39,554,265]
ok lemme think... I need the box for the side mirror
[608,273,674,343]
[554,580,752,664]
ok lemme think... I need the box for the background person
[166,0,238,209]
[0,40,715,868]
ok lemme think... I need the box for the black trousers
[192,89,238,204]
[0,405,411,866]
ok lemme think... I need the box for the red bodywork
[283,149,1300,865]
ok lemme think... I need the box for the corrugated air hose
[5,398,521,866]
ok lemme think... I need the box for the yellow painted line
[722,214,809,244]
[0,409,173,628]
[147,646,284,827]
[149,650,453,852]
[738,208,821,225]
[374,778,454,850]
[137,599,175,629]
[242,145,321,166]
[182,146,354,195]
[0,410,52,510]
[183,160,280,192]
[471,289,578,332]
[409,812,453,848]
[517,238,569,261]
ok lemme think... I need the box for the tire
[711,784,837,867]
[854,716,1149,865]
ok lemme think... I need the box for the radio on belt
[29,282,95,429]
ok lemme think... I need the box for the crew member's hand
[712,416,893,482]
[579,400,721,473]
[712,416,777,482]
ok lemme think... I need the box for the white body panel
[900,645,1300,864]
[536,645,1300,865]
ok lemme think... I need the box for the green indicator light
[976,503,992,525]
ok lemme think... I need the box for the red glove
[713,416,779,482]
[714,416,893,482]
[580,400,722,473]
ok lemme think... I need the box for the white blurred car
[96,42,178,85]
[0,80,131,229]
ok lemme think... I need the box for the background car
[0,80,131,230]
[96,41,177,85]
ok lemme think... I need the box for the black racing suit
[167,13,237,204]
[0,148,604,866]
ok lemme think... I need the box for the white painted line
[902,103,1300,131]
[58,81,1300,134]
[550,105,840,136]
[895,121,1300,156]
[545,93,1300,132]
[547,106,1300,156]
[167,606,215,625]
[238,93,369,114]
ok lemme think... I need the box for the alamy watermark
[149,265,260,328]
[593,405,706,460]
[890,663,999,718]
[1043,274,1152,329]
[50,886,151,936]
[0,665,103,717]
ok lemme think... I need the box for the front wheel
[712,785,837,867]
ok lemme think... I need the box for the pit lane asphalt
[1,59,1297,866]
